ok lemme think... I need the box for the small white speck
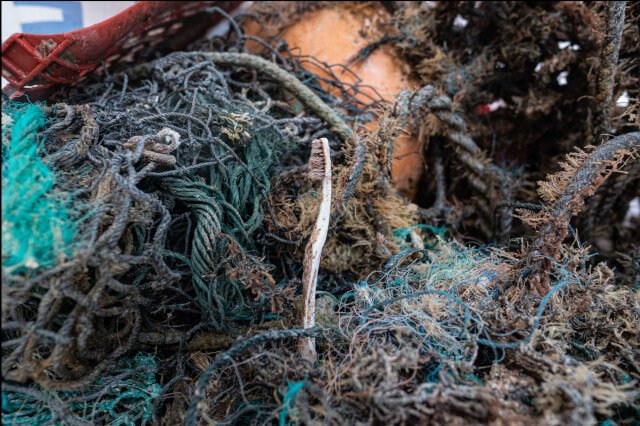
[160,128,181,146]
[557,71,569,86]
[558,41,580,51]
[534,62,543,73]
[487,99,507,112]
[616,91,630,108]
[453,15,469,28]
[474,1,482,8]
[495,61,506,69]
[25,257,39,269]
[2,112,12,126]
[623,198,640,228]
[426,1,437,9]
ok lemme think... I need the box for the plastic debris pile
[2,3,639,425]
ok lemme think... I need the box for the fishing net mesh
[1,3,639,425]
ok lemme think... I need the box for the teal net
[1,103,78,276]
[2,353,161,425]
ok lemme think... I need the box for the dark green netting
[161,120,286,326]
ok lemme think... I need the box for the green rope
[162,126,284,325]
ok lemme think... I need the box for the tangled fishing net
[2,2,639,425]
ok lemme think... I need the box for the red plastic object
[1,1,241,100]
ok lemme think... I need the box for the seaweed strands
[194,231,639,424]
[519,131,640,295]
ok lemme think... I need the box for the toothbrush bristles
[309,138,326,181]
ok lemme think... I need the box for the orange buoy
[245,3,424,199]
